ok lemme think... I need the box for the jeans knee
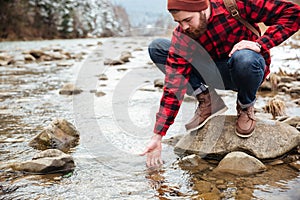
[148,38,169,54]
[148,38,170,65]
[230,49,265,76]
[148,40,158,60]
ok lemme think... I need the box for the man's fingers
[139,150,148,156]
[139,146,152,156]
[158,157,163,165]
[146,153,152,167]
[144,151,163,168]
[229,46,238,57]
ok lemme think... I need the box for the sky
[112,0,167,13]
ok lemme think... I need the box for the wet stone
[119,51,132,62]
[197,192,220,200]
[11,149,75,174]
[193,180,213,193]
[214,152,267,176]
[29,118,80,152]
[178,154,210,171]
[154,79,164,88]
[104,58,124,66]
[95,91,106,97]
[97,73,108,80]
[289,160,300,172]
[174,115,300,160]
[59,83,83,95]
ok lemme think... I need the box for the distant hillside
[0,0,130,41]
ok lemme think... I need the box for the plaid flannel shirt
[154,0,300,136]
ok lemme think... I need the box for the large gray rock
[11,149,75,174]
[174,115,300,160]
[29,118,80,152]
[214,151,267,176]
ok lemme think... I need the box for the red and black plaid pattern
[154,0,300,136]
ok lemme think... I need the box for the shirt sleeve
[153,29,193,136]
[243,0,300,51]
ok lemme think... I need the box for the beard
[185,11,208,40]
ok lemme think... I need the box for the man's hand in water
[140,133,163,167]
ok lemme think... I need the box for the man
[140,0,300,167]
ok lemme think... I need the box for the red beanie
[168,0,209,12]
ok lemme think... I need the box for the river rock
[154,79,164,88]
[29,118,80,152]
[11,149,75,174]
[24,54,36,62]
[174,115,300,160]
[104,58,124,65]
[59,83,83,95]
[56,62,73,67]
[98,73,108,80]
[29,49,44,59]
[278,116,300,129]
[280,76,296,83]
[214,151,267,176]
[290,86,300,97]
[0,53,14,66]
[120,51,132,62]
[178,154,210,171]
[44,52,68,60]
[289,160,300,171]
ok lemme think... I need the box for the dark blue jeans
[148,38,266,108]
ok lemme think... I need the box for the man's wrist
[152,133,163,141]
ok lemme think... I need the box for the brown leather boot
[235,105,256,138]
[185,89,228,132]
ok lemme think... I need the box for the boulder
[174,115,300,160]
[29,118,80,152]
[214,151,267,176]
[11,149,75,174]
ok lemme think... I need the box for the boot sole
[186,106,228,133]
[235,129,254,138]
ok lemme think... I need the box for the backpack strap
[223,0,261,37]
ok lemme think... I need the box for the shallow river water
[0,34,299,200]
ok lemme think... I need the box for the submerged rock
[289,160,300,171]
[214,151,267,176]
[178,154,210,171]
[11,149,75,174]
[29,118,80,152]
[174,115,300,160]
